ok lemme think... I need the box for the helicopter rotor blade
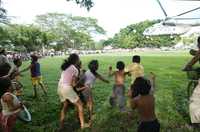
[156,0,168,17]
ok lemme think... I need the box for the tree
[0,0,9,23]
[66,0,93,10]
[35,13,105,49]
[71,16,105,35]
[5,24,49,52]
[110,20,180,48]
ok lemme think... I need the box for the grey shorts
[82,87,92,101]
[113,84,125,96]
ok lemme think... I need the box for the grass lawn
[14,51,197,132]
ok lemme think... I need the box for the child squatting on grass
[108,61,129,112]
[75,60,109,125]
[57,53,88,129]
[129,76,160,132]
[0,78,24,132]
[20,55,47,98]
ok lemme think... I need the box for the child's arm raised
[20,65,31,73]
[76,86,87,92]
[124,71,130,76]
[96,72,109,83]
[108,66,115,77]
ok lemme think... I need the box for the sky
[2,0,200,39]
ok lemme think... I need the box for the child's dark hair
[0,78,11,97]
[31,55,38,62]
[13,58,22,66]
[132,55,140,63]
[88,60,98,75]
[61,53,79,71]
[198,36,200,44]
[197,36,200,49]
[132,77,151,96]
[0,49,5,55]
[0,63,11,77]
[116,61,125,71]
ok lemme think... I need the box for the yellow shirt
[126,63,144,83]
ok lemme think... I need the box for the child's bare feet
[81,123,90,129]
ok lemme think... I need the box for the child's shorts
[57,85,79,103]
[138,119,160,132]
[82,88,92,101]
[31,76,43,85]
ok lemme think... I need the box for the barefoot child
[76,60,109,124]
[126,55,144,98]
[108,61,129,112]
[130,77,160,132]
[57,54,88,129]
[20,55,47,98]
[0,78,23,132]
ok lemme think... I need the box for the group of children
[0,53,47,132]
[0,49,160,132]
[57,53,160,132]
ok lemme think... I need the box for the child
[126,55,144,98]
[130,77,160,132]
[77,60,109,124]
[57,54,88,129]
[10,59,22,80]
[0,78,23,132]
[108,61,128,112]
[10,59,23,97]
[20,55,47,98]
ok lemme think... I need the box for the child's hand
[127,89,132,97]
[19,102,24,109]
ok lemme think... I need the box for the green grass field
[14,51,197,132]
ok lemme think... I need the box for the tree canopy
[103,20,181,48]
[0,12,105,52]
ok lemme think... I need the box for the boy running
[20,55,47,98]
[126,55,144,98]
[76,60,109,124]
[108,61,129,112]
[130,77,160,132]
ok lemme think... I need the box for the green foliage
[109,20,181,48]
[3,24,50,52]
[0,0,8,24]
[35,13,105,50]
[0,13,104,51]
